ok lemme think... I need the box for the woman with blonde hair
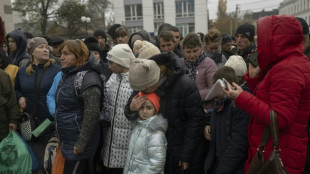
[55,39,102,173]
[204,28,227,67]
[14,37,61,172]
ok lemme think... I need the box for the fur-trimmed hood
[137,114,168,133]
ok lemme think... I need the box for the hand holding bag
[20,112,36,141]
[247,110,288,174]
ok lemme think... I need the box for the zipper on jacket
[107,75,122,167]
[55,85,62,139]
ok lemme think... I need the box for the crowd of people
[0,14,310,174]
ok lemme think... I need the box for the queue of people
[0,14,310,174]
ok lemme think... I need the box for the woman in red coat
[224,15,310,174]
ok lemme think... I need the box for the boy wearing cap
[124,92,167,174]
[101,44,134,174]
[93,29,110,62]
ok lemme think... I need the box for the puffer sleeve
[146,132,167,173]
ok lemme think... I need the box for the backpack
[43,136,58,174]
[74,70,110,127]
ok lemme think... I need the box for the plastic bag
[52,145,65,174]
[0,131,32,174]
[17,133,39,171]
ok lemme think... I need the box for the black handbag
[20,69,46,141]
[247,110,288,174]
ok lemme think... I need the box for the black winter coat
[204,99,249,174]
[125,52,208,174]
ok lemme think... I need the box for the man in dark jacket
[0,68,20,142]
[93,29,110,63]
[158,31,184,58]
[6,29,29,67]
[125,52,207,174]
[235,23,256,66]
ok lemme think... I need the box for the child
[123,92,167,174]
[204,66,249,174]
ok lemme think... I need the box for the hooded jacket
[102,72,133,168]
[0,69,20,140]
[123,115,168,174]
[6,29,29,66]
[125,52,207,173]
[128,30,150,50]
[235,15,310,174]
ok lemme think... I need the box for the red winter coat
[235,15,310,174]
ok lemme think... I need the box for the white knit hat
[134,40,160,59]
[225,55,247,76]
[107,44,135,68]
[129,58,160,91]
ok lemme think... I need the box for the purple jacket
[182,56,217,100]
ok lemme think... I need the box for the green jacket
[0,69,20,140]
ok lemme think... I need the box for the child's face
[139,100,156,120]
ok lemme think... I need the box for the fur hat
[27,37,48,55]
[134,40,160,59]
[138,92,160,112]
[129,58,160,91]
[93,29,107,41]
[107,44,134,68]
[235,23,255,41]
[225,55,247,77]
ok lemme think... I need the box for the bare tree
[57,1,89,38]
[87,0,110,30]
[13,0,58,35]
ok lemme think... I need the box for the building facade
[0,0,14,34]
[112,0,209,36]
[279,0,310,24]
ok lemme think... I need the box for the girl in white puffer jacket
[124,92,167,174]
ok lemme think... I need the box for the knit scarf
[185,52,206,81]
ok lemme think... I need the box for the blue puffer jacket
[15,62,61,126]
[46,71,62,116]
[55,55,101,161]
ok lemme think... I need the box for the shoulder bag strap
[32,68,47,119]
[269,109,280,149]
[258,126,271,149]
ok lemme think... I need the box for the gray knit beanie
[107,44,135,68]
[129,58,160,91]
[27,37,48,55]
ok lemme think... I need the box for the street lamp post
[81,16,91,35]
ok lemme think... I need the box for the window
[125,4,143,21]
[127,27,143,34]
[175,0,194,18]
[176,23,194,36]
[154,2,164,19]
[154,22,163,35]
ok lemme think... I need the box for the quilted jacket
[123,114,167,174]
[235,15,310,174]
[102,73,134,168]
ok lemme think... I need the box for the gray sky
[208,0,283,19]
